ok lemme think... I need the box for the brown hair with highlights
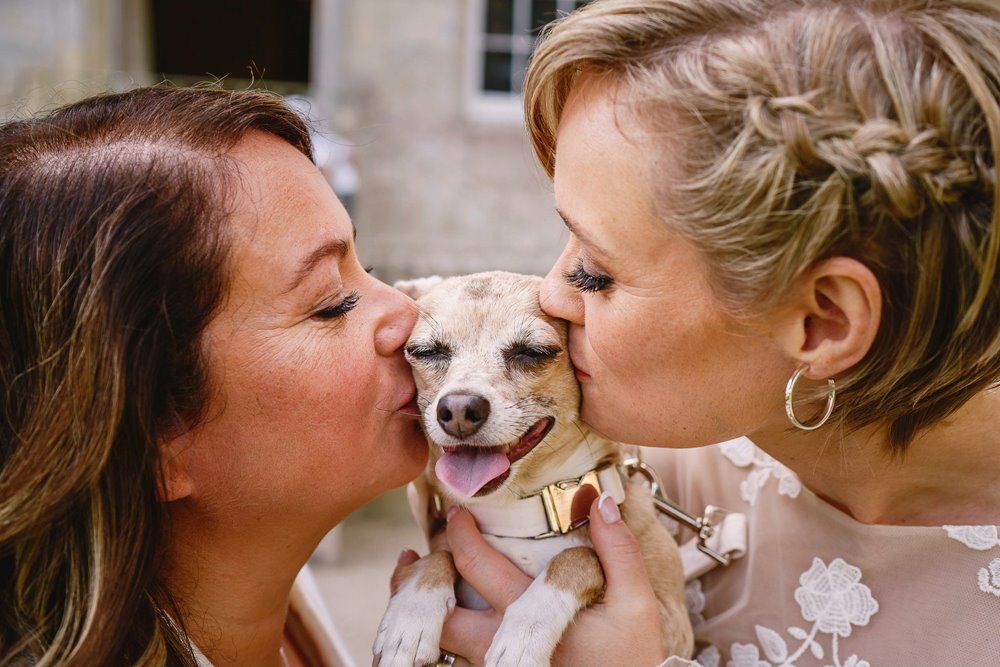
[525,0,1000,450]
[0,86,311,666]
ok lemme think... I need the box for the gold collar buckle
[531,469,602,539]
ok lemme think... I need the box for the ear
[776,257,882,380]
[394,275,444,300]
[158,432,196,503]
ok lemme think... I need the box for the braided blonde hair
[525,0,1000,449]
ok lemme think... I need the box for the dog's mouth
[435,417,555,499]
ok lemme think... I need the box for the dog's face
[397,271,582,502]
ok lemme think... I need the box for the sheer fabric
[650,438,1000,667]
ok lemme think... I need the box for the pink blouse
[649,438,1000,667]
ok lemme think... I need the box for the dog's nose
[436,393,491,438]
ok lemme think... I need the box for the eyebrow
[555,207,614,259]
[284,226,357,293]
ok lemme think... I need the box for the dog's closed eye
[504,343,561,369]
[405,342,452,363]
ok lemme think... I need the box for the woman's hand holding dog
[391,498,669,667]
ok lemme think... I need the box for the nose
[436,393,491,439]
[540,243,584,325]
[374,278,419,357]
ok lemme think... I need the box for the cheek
[295,350,384,430]
[225,330,383,438]
[584,299,660,374]
[240,350,383,477]
[585,291,740,403]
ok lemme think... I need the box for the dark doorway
[151,0,311,84]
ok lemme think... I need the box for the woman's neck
[162,507,319,667]
[752,388,1000,526]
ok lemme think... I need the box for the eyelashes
[310,265,372,322]
[564,261,614,293]
[313,291,361,320]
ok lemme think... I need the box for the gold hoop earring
[784,367,836,430]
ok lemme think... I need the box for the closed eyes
[504,343,561,368]
[405,342,452,363]
[312,291,361,320]
[564,260,614,293]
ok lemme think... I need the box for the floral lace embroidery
[686,579,707,628]
[697,646,721,667]
[978,559,1000,597]
[718,438,801,506]
[943,525,1000,598]
[661,646,720,667]
[943,525,1000,550]
[726,557,878,667]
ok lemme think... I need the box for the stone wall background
[0,0,567,283]
[330,0,565,283]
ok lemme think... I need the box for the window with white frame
[466,0,590,122]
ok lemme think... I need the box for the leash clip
[621,457,733,567]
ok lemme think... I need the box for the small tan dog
[374,271,692,667]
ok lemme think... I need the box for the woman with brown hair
[428,1,1000,665]
[0,87,426,666]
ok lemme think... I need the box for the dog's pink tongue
[435,448,510,498]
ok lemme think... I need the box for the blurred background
[0,0,592,282]
[0,0,588,662]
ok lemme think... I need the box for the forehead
[413,274,563,342]
[224,132,351,287]
[553,79,668,252]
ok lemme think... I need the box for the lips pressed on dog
[373,271,693,667]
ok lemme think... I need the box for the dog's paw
[484,578,578,667]
[373,578,456,667]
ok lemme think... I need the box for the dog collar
[432,463,626,540]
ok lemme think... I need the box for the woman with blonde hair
[427,1,1000,665]
[0,87,426,666]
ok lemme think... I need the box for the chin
[395,425,431,482]
[580,403,668,448]
[579,402,624,441]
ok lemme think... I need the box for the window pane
[531,0,557,32]
[485,0,514,34]
[152,0,311,83]
[483,51,513,92]
[512,52,529,92]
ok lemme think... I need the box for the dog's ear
[394,275,444,300]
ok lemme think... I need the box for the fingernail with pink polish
[447,505,460,520]
[598,491,621,524]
